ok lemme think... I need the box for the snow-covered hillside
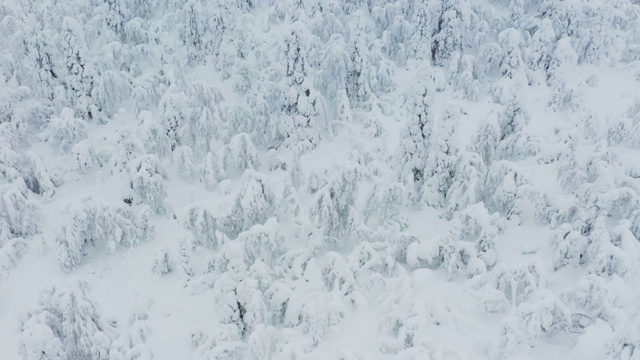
[2,0,640,359]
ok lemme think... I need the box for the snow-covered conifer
[178,237,194,276]
[152,247,174,275]
[398,86,434,204]
[47,108,87,153]
[183,1,205,65]
[0,179,40,240]
[431,0,469,66]
[234,171,277,233]
[408,0,435,61]
[540,0,580,38]
[181,205,219,249]
[159,90,190,151]
[364,182,404,228]
[217,133,259,179]
[310,164,359,246]
[56,199,153,270]
[547,37,578,86]
[498,28,525,80]
[445,151,486,218]
[61,17,98,121]
[19,282,114,360]
[239,219,284,268]
[422,112,459,209]
[346,19,372,105]
[525,19,556,72]
[200,152,219,191]
[449,52,479,101]
[128,155,168,214]
[173,146,195,181]
[477,42,503,79]
[284,21,319,85]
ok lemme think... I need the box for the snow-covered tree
[477,42,503,79]
[217,133,259,179]
[47,108,87,153]
[279,81,323,154]
[159,89,190,151]
[431,0,469,66]
[374,2,411,65]
[19,282,114,360]
[408,0,435,61]
[61,17,98,121]
[540,0,581,38]
[547,37,578,86]
[494,290,570,358]
[56,199,153,271]
[445,151,486,218]
[183,0,205,65]
[99,0,127,38]
[128,154,168,214]
[0,179,41,241]
[180,83,223,157]
[346,19,372,105]
[173,146,195,181]
[550,223,588,271]
[473,112,501,166]
[231,171,277,235]
[310,164,359,246]
[152,247,174,275]
[364,182,405,228]
[406,225,457,271]
[422,111,460,208]
[525,19,556,72]
[239,219,284,268]
[0,238,28,277]
[498,28,525,80]
[398,86,434,204]
[22,28,61,102]
[449,52,479,101]
[284,21,319,86]
[178,237,194,276]
[200,152,219,191]
[181,205,220,249]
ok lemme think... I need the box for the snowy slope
[2,0,640,359]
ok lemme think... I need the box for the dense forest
[2,0,640,359]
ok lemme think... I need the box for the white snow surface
[2,0,640,359]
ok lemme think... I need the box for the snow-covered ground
[2,0,640,359]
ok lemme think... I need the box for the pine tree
[431,0,468,66]
[178,237,194,276]
[346,19,372,105]
[310,164,359,246]
[498,28,524,79]
[398,86,434,204]
[181,205,220,249]
[19,282,114,360]
[152,247,174,275]
[409,0,434,61]
[422,111,459,209]
[159,90,190,152]
[47,108,87,153]
[128,155,168,214]
[0,179,41,240]
[525,19,556,72]
[61,17,98,121]
[103,0,127,38]
[184,0,204,65]
[449,52,479,101]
